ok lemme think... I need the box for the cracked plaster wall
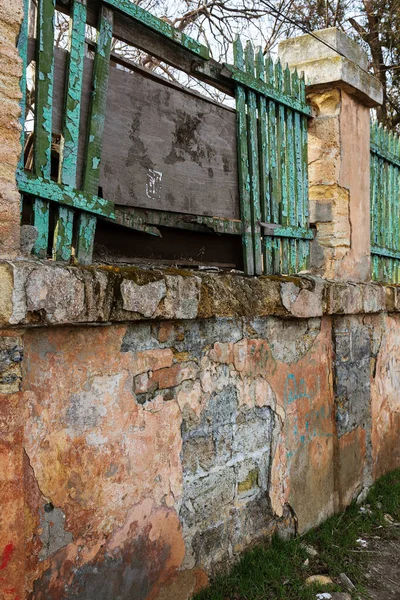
[0,307,396,600]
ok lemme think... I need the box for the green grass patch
[193,468,400,600]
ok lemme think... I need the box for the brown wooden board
[48,44,240,219]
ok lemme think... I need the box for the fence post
[279,28,383,281]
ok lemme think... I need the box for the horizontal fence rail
[371,121,400,283]
[17,0,312,273]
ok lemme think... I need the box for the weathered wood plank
[82,6,113,195]
[58,1,233,96]
[284,65,297,272]
[223,63,312,116]
[299,73,310,271]
[260,224,314,239]
[245,41,262,275]
[108,207,242,236]
[59,0,87,187]
[103,0,209,60]
[265,55,280,274]
[78,5,114,265]
[255,48,271,274]
[234,36,254,275]
[33,0,55,257]
[53,207,74,261]
[55,0,87,261]
[48,44,239,220]
[276,59,288,273]
[17,173,115,217]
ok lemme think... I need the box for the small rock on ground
[339,572,356,591]
[306,575,334,586]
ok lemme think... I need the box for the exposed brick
[132,348,174,375]
[151,361,199,390]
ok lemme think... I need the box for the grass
[193,468,400,600]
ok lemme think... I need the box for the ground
[364,528,400,599]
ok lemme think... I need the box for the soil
[364,526,400,599]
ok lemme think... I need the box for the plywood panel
[50,45,240,219]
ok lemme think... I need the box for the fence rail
[17,0,312,273]
[371,121,400,283]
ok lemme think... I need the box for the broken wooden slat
[53,209,74,261]
[33,0,55,257]
[234,36,254,276]
[245,41,262,275]
[109,207,243,236]
[55,0,87,261]
[78,5,114,265]
[17,173,115,218]
[260,224,314,239]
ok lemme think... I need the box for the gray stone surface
[121,279,166,317]
[39,504,73,561]
[180,381,276,573]
[278,28,383,107]
[279,27,368,70]
[333,316,371,435]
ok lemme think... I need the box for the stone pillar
[279,28,383,282]
[0,5,24,597]
[0,0,24,258]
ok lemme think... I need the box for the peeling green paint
[225,63,311,117]
[53,0,87,261]
[17,173,115,218]
[53,206,74,261]
[233,36,254,276]
[245,41,262,276]
[103,0,210,60]
[78,5,114,264]
[233,36,311,276]
[59,0,86,189]
[371,121,400,283]
[76,213,97,266]
[34,0,55,180]
[31,0,55,258]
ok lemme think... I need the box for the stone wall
[0,263,399,599]
[0,0,23,258]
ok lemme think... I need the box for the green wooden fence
[371,122,400,283]
[231,37,312,275]
[17,0,312,272]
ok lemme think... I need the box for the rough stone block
[121,278,166,317]
[279,28,382,107]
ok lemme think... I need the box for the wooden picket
[371,122,400,283]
